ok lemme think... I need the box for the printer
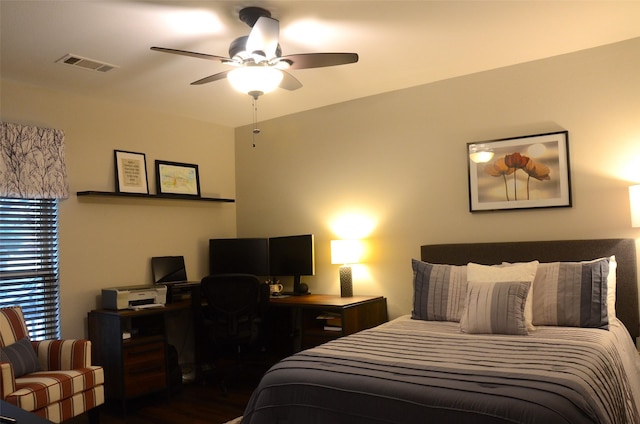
[102,285,167,310]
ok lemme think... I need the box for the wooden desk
[88,295,387,403]
[268,294,388,352]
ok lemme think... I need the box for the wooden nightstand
[268,294,388,353]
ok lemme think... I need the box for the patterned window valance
[0,122,69,199]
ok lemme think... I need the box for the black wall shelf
[76,191,235,203]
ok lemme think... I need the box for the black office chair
[197,273,269,394]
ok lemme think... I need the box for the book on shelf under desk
[323,325,342,331]
[317,311,342,331]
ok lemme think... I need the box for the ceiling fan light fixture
[228,66,283,96]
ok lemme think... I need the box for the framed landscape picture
[467,131,571,212]
[155,160,201,197]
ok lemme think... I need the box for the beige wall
[2,37,639,337]
[235,38,640,320]
[1,79,237,338]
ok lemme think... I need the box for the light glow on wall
[163,9,223,36]
[329,212,377,239]
[602,134,640,182]
[282,19,340,48]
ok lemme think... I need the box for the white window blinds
[0,197,61,339]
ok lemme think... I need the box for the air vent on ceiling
[56,54,118,73]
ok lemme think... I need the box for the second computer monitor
[209,238,270,276]
[269,234,315,294]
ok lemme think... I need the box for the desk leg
[290,307,302,353]
[266,308,298,360]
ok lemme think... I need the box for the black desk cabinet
[88,306,184,406]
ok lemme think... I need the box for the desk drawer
[124,368,166,398]
[123,341,166,397]
[123,340,165,363]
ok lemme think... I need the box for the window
[0,197,60,339]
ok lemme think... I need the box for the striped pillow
[532,258,610,329]
[411,259,467,322]
[460,281,531,335]
[467,261,538,332]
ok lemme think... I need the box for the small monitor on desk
[151,256,188,284]
[151,256,198,303]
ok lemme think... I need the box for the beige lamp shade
[630,185,640,227]
[331,239,362,265]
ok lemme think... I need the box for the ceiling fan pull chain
[252,96,261,147]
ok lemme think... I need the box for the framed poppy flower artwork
[467,131,571,212]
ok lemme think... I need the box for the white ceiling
[2,1,640,128]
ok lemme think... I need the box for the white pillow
[467,261,538,331]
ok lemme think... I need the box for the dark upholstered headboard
[421,239,639,341]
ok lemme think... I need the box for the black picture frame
[467,131,571,212]
[155,160,201,197]
[114,150,149,194]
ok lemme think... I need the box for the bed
[241,239,640,424]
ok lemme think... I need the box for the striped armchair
[0,307,104,423]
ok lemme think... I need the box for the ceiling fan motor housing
[239,7,272,27]
[229,35,282,60]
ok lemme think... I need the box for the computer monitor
[268,234,315,295]
[151,256,188,284]
[209,238,270,276]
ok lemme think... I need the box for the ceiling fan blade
[246,17,280,60]
[151,46,230,62]
[281,53,359,70]
[279,71,302,91]
[191,70,231,85]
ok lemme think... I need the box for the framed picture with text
[114,150,149,194]
[155,160,201,197]
[467,131,571,212]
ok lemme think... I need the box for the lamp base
[339,266,353,297]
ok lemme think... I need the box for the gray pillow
[532,258,609,329]
[460,280,531,335]
[411,259,467,322]
[0,337,41,377]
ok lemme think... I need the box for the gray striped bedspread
[242,316,640,424]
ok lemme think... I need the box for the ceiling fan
[151,6,359,98]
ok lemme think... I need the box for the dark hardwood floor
[68,359,269,424]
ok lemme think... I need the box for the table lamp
[630,185,640,227]
[331,239,362,297]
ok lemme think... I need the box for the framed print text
[155,160,201,197]
[114,150,149,194]
[467,131,571,212]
